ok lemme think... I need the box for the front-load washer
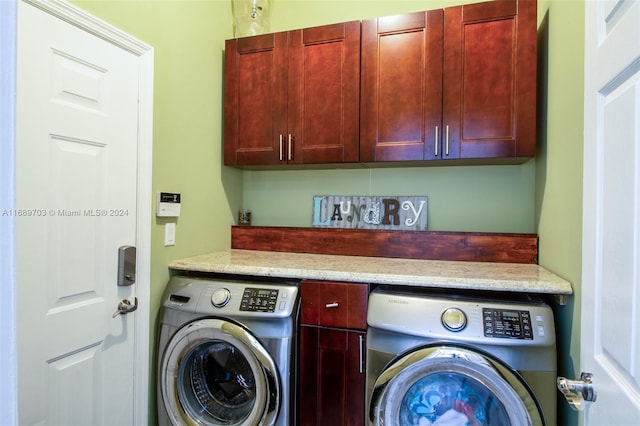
[158,275,299,426]
[366,286,557,426]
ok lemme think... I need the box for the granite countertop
[168,249,572,296]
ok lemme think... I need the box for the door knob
[557,372,597,411]
[113,297,138,318]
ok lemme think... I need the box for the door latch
[117,245,136,286]
[557,372,597,411]
[113,297,138,318]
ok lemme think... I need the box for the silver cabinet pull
[287,134,293,161]
[359,335,364,374]
[445,124,450,156]
[325,302,339,308]
[434,126,439,157]
[279,134,284,161]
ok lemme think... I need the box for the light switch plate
[164,222,176,246]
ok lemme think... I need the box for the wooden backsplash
[231,226,538,264]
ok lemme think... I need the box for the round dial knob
[441,307,467,332]
[211,288,231,308]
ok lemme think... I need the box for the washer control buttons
[441,307,467,331]
[483,308,533,340]
[211,288,231,308]
[240,288,279,312]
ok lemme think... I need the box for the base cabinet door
[299,280,368,426]
[299,326,366,426]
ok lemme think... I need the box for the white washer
[367,286,557,426]
[158,275,299,426]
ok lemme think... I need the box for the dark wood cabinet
[225,0,537,166]
[360,10,444,162]
[224,33,286,165]
[360,0,537,162]
[224,21,360,166]
[444,0,537,159]
[299,280,368,426]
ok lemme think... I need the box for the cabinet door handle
[434,126,439,157]
[287,134,293,161]
[325,302,339,308]
[445,125,450,156]
[279,134,284,161]
[359,335,364,374]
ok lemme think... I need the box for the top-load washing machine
[157,275,300,426]
[366,286,557,426]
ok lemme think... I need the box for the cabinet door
[287,21,360,164]
[224,32,287,165]
[443,0,537,159]
[299,326,366,426]
[360,11,444,162]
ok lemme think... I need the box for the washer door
[370,344,543,426]
[160,318,280,426]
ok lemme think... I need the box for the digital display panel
[240,287,279,312]
[483,308,533,340]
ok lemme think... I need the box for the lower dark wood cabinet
[299,325,366,426]
[298,280,368,425]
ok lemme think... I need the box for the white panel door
[582,0,640,424]
[16,1,141,424]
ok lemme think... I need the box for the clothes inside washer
[400,372,509,426]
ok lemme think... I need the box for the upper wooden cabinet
[224,21,360,166]
[360,10,444,162]
[360,0,537,162]
[225,0,537,166]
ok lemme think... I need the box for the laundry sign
[312,195,428,230]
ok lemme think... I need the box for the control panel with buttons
[240,288,279,312]
[367,287,555,347]
[482,308,533,339]
[165,277,300,318]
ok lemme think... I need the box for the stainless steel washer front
[366,286,557,426]
[158,276,299,426]
[370,343,542,425]
[160,318,279,426]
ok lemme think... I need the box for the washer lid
[370,344,544,426]
[160,318,280,426]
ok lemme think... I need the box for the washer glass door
[161,318,279,426]
[178,340,257,423]
[371,345,543,426]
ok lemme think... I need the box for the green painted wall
[70,1,584,425]
[535,1,584,425]
[244,165,535,231]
